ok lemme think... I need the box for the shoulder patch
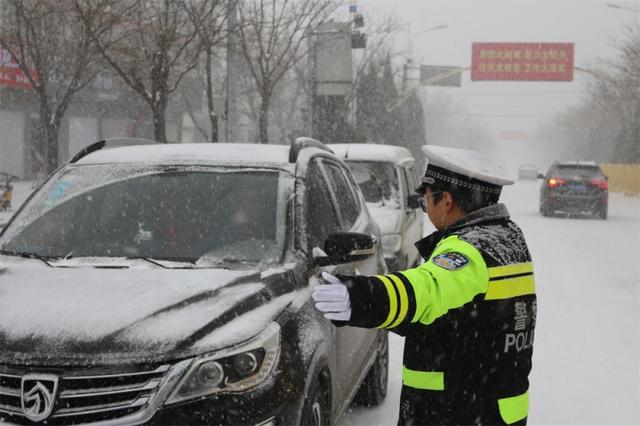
[432,252,469,270]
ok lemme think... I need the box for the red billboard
[0,46,33,89]
[471,42,574,81]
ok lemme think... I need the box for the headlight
[381,234,402,252]
[165,322,281,405]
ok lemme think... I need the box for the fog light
[196,361,224,387]
[234,352,258,375]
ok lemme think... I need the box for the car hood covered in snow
[0,256,300,366]
[367,203,402,235]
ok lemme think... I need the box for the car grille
[0,363,181,425]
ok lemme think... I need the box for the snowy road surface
[339,181,640,426]
[2,180,639,425]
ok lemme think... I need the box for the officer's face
[424,188,448,230]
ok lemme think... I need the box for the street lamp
[406,24,448,59]
[403,24,448,91]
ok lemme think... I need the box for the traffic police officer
[313,145,536,425]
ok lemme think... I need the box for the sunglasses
[418,191,443,213]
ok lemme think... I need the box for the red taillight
[590,179,608,190]
[547,177,566,188]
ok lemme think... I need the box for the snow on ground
[2,180,639,425]
[340,180,640,426]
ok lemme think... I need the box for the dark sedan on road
[539,161,609,219]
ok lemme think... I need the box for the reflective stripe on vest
[485,275,535,300]
[376,275,398,328]
[498,390,529,424]
[402,367,444,391]
[488,262,533,278]
[485,262,535,300]
[387,274,409,328]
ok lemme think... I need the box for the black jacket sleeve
[330,274,391,329]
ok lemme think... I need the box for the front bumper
[147,390,294,425]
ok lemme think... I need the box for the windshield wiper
[0,249,57,266]
[126,256,197,268]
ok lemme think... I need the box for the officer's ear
[443,192,453,208]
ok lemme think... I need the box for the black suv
[0,138,388,425]
[539,161,609,219]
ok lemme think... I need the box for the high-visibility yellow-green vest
[338,204,535,425]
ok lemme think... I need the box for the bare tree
[78,0,223,143]
[194,1,228,142]
[539,25,640,163]
[0,0,102,173]
[234,0,338,144]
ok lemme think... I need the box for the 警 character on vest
[313,145,537,425]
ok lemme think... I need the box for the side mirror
[314,231,376,266]
[407,193,421,210]
[537,173,545,179]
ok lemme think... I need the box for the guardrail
[600,164,640,196]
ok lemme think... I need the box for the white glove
[312,272,352,321]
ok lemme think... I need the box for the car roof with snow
[328,143,414,165]
[69,138,340,174]
[73,143,292,167]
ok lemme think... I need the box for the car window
[323,162,361,229]
[306,160,340,251]
[405,164,419,189]
[346,161,400,206]
[551,165,604,178]
[0,166,285,263]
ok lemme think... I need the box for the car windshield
[0,166,285,264]
[346,161,400,206]
[553,165,604,178]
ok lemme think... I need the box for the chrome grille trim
[59,378,161,398]
[0,403,21,414]
[0,359,193,425]
[0,373,19,379]
[63,364,170,380]
[53,396,150,417]
[0,386,19,397]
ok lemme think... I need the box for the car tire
[301,371,331,426]
[353,332,389,407]
[597,203,608,220]
[540,202,551,217]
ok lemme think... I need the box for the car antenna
[345,144,350,159]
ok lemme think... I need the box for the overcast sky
[353,0,639,167]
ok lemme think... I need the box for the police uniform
[322,146,536,425]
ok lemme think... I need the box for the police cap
[415,145,514,195]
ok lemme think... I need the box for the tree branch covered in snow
[0,0,103,173]
[77,0,224,143]
[233,0,339,144]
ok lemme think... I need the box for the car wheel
[598,203,608,220]
[353,332,389,407]
[540,202,550,217]
[301,372,331,426]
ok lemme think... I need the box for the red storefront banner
[0,46,33,89]
[471,42,574,81]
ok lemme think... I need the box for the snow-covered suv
[0,138,388,425]
[329,144,423,270]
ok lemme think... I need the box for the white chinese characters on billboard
[471,42,574,81]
